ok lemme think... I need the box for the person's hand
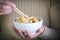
[13,26,44,40]
[0,0,16,15]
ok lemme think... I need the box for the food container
[13,17,43,35]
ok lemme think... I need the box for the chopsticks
[13,7,30,23]
[13,8,33,20]
[13,7,27,17]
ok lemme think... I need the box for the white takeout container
[13,17,43,35]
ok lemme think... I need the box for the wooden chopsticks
[13,7,27,17]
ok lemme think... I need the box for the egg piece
[16,16,27,23]
[32,17,38,22]
[29,17,39,23]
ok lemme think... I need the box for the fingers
[36,26,44,33]
[12,26,44,39]
[2,5,11,10]
[13,26,25,39]
[0,1,16,8]
[5,1,16,8]
[25,30,39,39]
[0,1,16,15]
[17,29,25,39]
[0,5,12,15]
[25,30,32,38]
[2,5,12,13]
[25,27,44,39]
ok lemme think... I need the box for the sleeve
[38,26,59,40]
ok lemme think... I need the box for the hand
[13,26,45,40]
[0,0,16,15]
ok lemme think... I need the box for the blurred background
[0,0,60,40]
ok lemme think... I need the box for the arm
[38,25,59,40]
